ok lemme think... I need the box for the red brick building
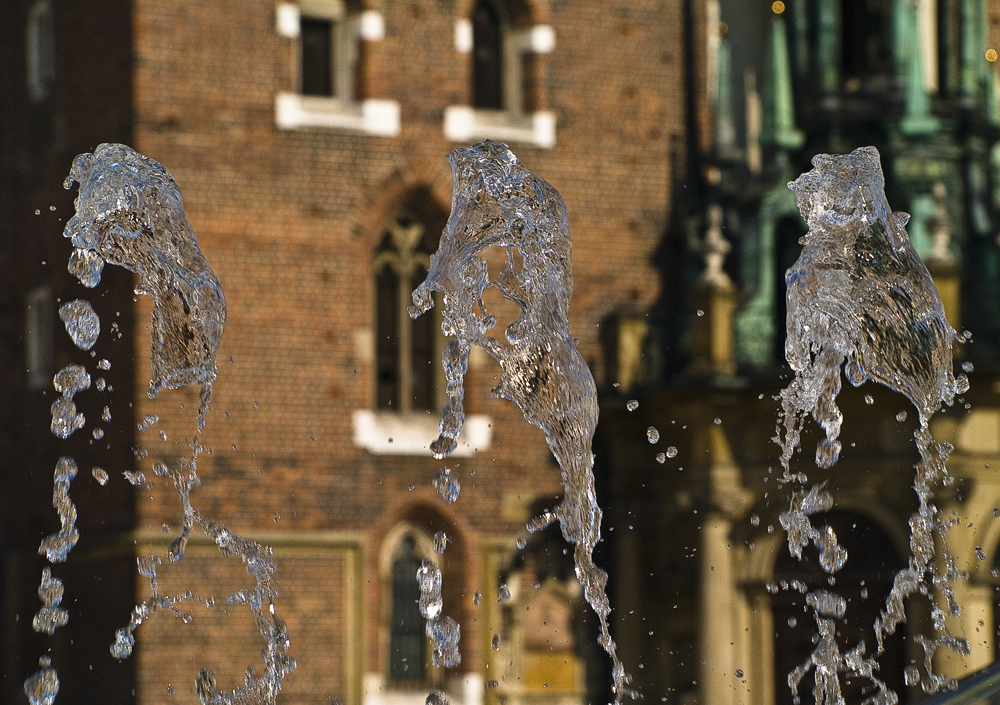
[0,1,686,703]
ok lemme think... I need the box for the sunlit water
[29,143,295,705]
[29,140,968,705]
[777,147,970,705]
[410,140,635,703]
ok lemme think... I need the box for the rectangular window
[301,17,335,97]
[25,286,53,390]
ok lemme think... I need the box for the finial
[700,204,733,287]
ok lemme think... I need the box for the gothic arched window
[373,213,438,412]
[472,0,504,109]
[389,535,426,683]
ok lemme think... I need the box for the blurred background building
[1,1,1000,705]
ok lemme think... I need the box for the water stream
[777,147,970,705]
[26,140,976,705]
[410,140,634,703]
[29,143,295,705]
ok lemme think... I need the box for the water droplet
[896,410,908,422]
[626,399,639,412]
[92,427,104,440]
[53,364,91,397]
[864,394,874,405]
[491,634,501,651]
[655,453,666,464]
[95,377,106,391]
[497,584,511,603]
[433,532,448,553]
[904,666,920,687]
[137,414,159,432]
[23,663,59,705]
[473,592,482,606]
[516,537,526,549]
[713,417,722,425]
[665,446,678,458]
[97,358,111,370]
[59,299,100,350]
[735,669,744,679]
[646,426,660,444]
[696,309,705,317]
[92,467,108,485]
[68,248,105,288]
[50,398,85,439]
[787,616,797,628]
[110,628,135,659]
[486,680,498,691]
[101,406,112,422]
[433,468,460,504]
[750,514,760,527]
[976,547,987,560]
[123,471,145,487]
[159,430,168,441]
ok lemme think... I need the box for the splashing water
[777,147,968,704]
[58,299,100,350]
[38,457,79,563]
[410,140,633,702]
[63,142,225,420]
[50,143,295,704]
[32,568,69,635]
[24,657,59,705]
[417,559,461,667]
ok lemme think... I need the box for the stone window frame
[26,0,55,103]
[444,0,557,148]
[352,209,493,457]
[363,524,443,705]
[274,0,400,135]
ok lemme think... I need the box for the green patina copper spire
[816,1,839,93]
[761,13,804,151]
[961,0,985,98]
[901,0,940,136]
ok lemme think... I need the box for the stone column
[698,424,752,705]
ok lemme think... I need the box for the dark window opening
[374,209,442,413]
[472,0,504,109]
[840,0,894,81]
[301,17,334,97]
[772,512,906,705]
[410,264,435,411]
[376,264,400,409]
[389,536,426,683]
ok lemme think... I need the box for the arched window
[373,213,439,412]
[389,535,426,683]
[472,0,504,109]
[772,512,905,705]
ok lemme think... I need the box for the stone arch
[770,510,907,705]
[370,499,474,697]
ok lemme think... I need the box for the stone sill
[276,93,400,136]
[352,409,492,457]
[444,106,555,149]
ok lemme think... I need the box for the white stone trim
[363,673,483,705]
[275,3,300,37]
[455,18,473,53]
[352,410,492,456]
[276,93,401,135]
[360,10,385,41]
[444,106,555,149]
[528,24,555,54]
